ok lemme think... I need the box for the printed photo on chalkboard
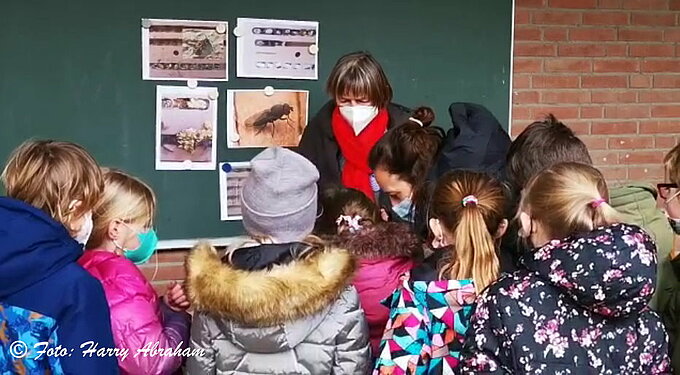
[236,18,318,80]
[142,19,228,81]
[156,86,218,170]
[227,89,309,148]
[219,162,252,221]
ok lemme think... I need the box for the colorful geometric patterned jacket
[373,272,477,375]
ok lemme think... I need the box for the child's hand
[165,281,190,312]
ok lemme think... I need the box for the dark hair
[507,114,592,193]
[369,106,444,203]
[326,51,393,108]
[315,186,380,236]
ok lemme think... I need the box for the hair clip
[591,198,607,208]
[336,215,363,233]
[409,117,424,127]
[462,195,478,207]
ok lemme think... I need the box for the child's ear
[495,219,509,239]
[108,219,122,241]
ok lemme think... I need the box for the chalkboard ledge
[157,236,249,250]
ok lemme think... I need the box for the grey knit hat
[241,147,319,243]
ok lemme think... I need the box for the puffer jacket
[459,224,671,374]
[186,242,371,375]
[78,250,190,375]
[335,222,421,354]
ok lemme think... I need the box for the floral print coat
[459,223,671,374]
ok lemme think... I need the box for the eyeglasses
[658,183,680,201]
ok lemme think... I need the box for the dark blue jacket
[0,197,118,374]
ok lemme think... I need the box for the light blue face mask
[392,197,414,223]
[119,227,159,265]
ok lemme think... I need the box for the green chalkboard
[0,0,512,241]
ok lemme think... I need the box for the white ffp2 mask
[339,105,379,135]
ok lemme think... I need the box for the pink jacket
[78,250,190,375]
[336,222,421,355]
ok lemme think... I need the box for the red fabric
[78,250,189,375]
[331,107,388,200]
[352,257,414,355]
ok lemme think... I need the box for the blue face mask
[392,198,414,222]
[123,229,159,265]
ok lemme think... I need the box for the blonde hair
[521,162,619,240]
[664,143,680,185]
[86,168,156,249]
[326,51,393,108]
[1,140,103,231]
[430,170,506,293]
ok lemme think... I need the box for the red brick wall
[513,0,680,182]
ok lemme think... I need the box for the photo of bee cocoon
[143,17,318,217]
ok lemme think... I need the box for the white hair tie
[409,117,424,127]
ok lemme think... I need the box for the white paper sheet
[219,162,252,221]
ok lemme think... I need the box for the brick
[632,12,676,26]
[581,106,605,118]
[594,60,640,73]
[515,42,557,56]
[608,136,655,149]
[642,60,680,73]
[656,136,679,148]
[598,0,623,8]
[514,59,543,73]
[591,120,638,134]
[582,75,628,88]
[514,91,540,104]
[581,135,608,149]
[151,250,189,263]
[532,75,581,88]
[583,11,629,25]
[543,28,569,41]
[628,166,665,181]
[629,45,675,57]
[517,0,546,7]
[516,9,531,24]
[623,151,665,164]
[672,0,680,9]
[638,90,680,103]
[515,27,542,41]
[513,107,533,120]
[531,106,581,120]
[591,150,621,164]
[599,166,628,181]
[630,75,652,88]
[514,75,531,88]
[532,11,582,24]
[605,105,650,118]
[605,44,628,56]
[665,30,680,42]
[541,91,590,103]
[654,75,680,88]
[591,90,637,103]
[619,29,664,41]
[558,44,606,57]
[564,120,592,135]
[652,105,680,117]
[639,120,680,133]
[623,0,669,9]
[140,265,186,281]
[545,59,592,72]
[570,28,618,41]
[549,0,597,8]
[511,121,530,137]
[677,45,680,57]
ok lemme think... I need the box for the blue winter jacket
[0,197,118,374]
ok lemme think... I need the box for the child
[298,51,410,198]
[186,147,370,374]
[460,162,671,373]
[317,186,421,355]
[374,170,507,373]
[78,169,190,375]
[0,140,118,374]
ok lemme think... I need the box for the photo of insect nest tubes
[156,86,218,170]
[227,89,309,148]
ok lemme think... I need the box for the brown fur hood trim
[186,243,356,327]
[334,222,422,260]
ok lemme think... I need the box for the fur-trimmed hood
[186,243,356,327]
[334,222,422,260]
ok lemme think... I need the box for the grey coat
[185,243,371,374]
